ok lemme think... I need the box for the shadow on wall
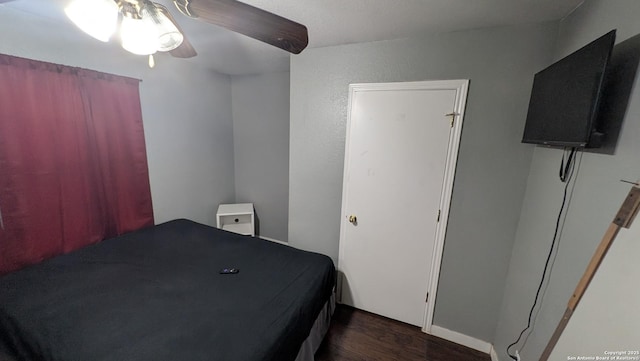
[254,213,261,237]
[591,33,640,155]
[336,271,349,304]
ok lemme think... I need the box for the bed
[0,219,335,361]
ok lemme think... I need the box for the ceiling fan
[59,0,309,60]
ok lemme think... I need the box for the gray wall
[231,72,290,241]
[493,0,640,359]
[143,69,234,226]
[549,221,640,358]
[289,23,558,343]
[0,6,236,227]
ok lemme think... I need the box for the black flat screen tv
[522,30,616,147]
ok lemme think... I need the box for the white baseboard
[259,236,288,246]
[490,345,500,361]
[429,325,492,354]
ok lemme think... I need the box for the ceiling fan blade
[155,3,198,58]
[174,0,308,54]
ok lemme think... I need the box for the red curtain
[0,54,154,275]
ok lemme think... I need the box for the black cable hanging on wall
[559,147,578,183]
[506,147,580,360]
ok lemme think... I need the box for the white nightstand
[216,203,255,236]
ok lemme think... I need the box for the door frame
[337,79,469,333]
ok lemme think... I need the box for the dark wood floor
[315,305,491,361]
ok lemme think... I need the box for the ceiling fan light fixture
[64,0,119,42]
[157,28,184,52]
[120,14,160,56]
[145,4,184,52]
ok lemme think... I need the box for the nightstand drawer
[219,214,252,235]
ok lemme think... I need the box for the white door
[338,80,468,329]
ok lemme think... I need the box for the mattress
[0,219,335,361]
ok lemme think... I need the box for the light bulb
[121,16,159,55]
[65,0,118,42]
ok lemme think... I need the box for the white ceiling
[2,0,584,75]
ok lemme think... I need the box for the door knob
[348,215,357,224]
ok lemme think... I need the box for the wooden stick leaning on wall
[539,182,640,361]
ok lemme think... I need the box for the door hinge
[445,112,458,128]
[437,209,441,222]
[426,292,429,303]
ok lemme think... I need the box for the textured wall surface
[232,72,290,241]
[0,7,236,227]
[289,23,558,343]
[549,222,640,359]
[493,1,640,359]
